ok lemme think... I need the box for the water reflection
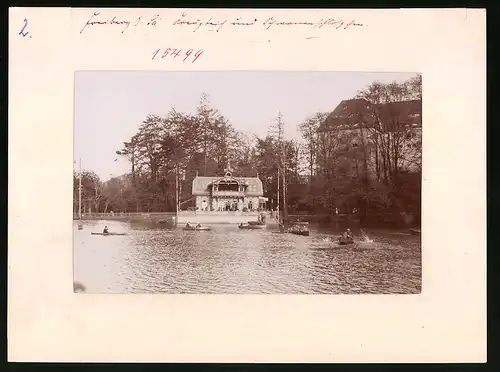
[73,221,421,294]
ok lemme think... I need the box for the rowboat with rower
[183,222,212,231]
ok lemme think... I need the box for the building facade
[317,98,422,177]
[191,166,266,212]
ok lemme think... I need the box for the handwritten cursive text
[262,16,363,30]
[172,13,365,32]
[134,14,161,27]
[80,12,131,34]
[80,12,162,34]
[78,11,366,35]
[152,48,204,63]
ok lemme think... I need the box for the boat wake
[360,229,374,243]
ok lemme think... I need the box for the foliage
[74,77,422,225]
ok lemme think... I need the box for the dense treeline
[74,76,422,225]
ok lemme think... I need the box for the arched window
[217,180,239,192]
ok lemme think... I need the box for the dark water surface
[74,221,421,294]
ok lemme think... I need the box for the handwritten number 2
[19,19,31,38]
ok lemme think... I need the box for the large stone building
[317,98,422,176]
[191,164,266,212]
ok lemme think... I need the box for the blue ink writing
[19,19,31,38]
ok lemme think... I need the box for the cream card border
[8,8,486,362]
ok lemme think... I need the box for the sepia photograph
[73,71,422,294]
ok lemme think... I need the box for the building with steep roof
[191,162,265,212]
[317,98,422,175]
[318,98,422,133]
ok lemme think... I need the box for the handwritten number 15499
[152,48,204,63]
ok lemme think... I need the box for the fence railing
[73,211,266,217]
[181,210,267,216]
[211,191,245,197]
[73,211,334,221]
[73,212,177,219]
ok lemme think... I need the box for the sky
[74,71,418,180]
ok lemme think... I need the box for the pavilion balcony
[211,190,245,197]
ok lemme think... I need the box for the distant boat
[409,228,421,235]
[183,226,212,231]
[288,222,310,236]
[239,223,265,230]
[248,220,265,226]
[91,232,127,236]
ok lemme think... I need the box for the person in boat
[186,222,192,228]
[103,226,109,234]
[196,223,202,228]
[342,228,353,240]
[259,213,266,224]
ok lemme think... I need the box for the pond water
[74,221,421,294]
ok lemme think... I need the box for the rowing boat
[247,221,265,226]
[183,226,212,231]
[338,237,354,245]
[239,224,265,230]
[91,232,127,236]
[288,222,310,236]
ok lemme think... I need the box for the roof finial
[196,170,199,177]
[224,159,233,177]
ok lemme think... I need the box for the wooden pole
[277,167,280,223]
[175,165,179,216]
[78,158,82,220]
[282,144,288,227]
[282,162,288,226]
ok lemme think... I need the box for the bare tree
[298,112,329,182]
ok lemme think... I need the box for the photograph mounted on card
[73,70,422,294]
[9,7,485,363]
